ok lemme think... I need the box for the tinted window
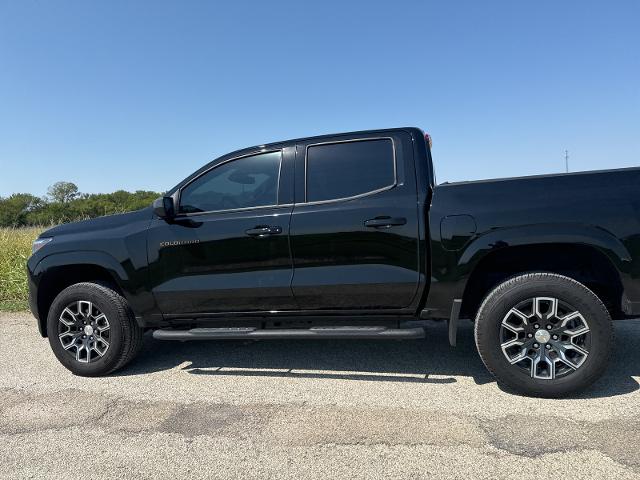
[306,139,395,202]
[180,151,281,213]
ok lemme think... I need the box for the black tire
[47,282,144,376]
[474,273,613,398]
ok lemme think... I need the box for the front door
[147,148,296,316]
[289,132,422,310]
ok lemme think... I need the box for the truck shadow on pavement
[117,320,640,398]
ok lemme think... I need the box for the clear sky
[0,0,638,197]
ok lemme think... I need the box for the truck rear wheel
[474,273,613,398]
[46,282,144,376]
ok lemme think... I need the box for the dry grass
[0,228,42,311]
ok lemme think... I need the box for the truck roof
[169,127,430,195]
[225,126,426,157]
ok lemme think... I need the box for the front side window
[306,139,395,202]
[179,151,281,213]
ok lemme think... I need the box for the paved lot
[1,312,640,479]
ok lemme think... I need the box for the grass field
[0,228,41,311]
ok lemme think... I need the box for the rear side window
[179,151,281,213]
[306,139,395,202]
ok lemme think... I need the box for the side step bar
[152,326,426,341]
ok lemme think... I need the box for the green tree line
[0,181,161,227]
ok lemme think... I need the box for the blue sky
[0,0,638,197]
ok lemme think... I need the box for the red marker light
[425,133,432,149]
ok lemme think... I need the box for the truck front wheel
[46,282,144,376]
[474,273,613,398]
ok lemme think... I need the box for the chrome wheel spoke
[59,308,77,326]
[533,297,558,321]
[554,342,588,369]
[59,332,80,350]
[76,344,87,363]
[532,350,556,379]
[559,311,581,327]
[95,335,109,350]
[508,348,529,365]
[94,342,108,356]
[568,342,589,356]
[502,307,530,332]
[555,353,579,370]
[501,338,523,349]
[565,324,589,338]
[507,307,530,324]
[95,314,110,332]
[502,322,524,335]
[78,300,91,316]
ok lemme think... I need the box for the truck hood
[40,207,154,238]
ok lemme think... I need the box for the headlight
[32,237,53,254]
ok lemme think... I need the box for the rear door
[147,146,296,316]
[289,131,421,310]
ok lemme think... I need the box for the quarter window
[179,151,281,213]
[306,139,395,202]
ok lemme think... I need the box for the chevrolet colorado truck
[27,127,640,397]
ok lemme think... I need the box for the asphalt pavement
[1,312,640,479]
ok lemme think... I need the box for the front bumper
[26,259,45,337]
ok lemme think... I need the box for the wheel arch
[461,242,625,320]
[454,223,631,320]
[33,252,129,337]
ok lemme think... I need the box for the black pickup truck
[27,127,640,397]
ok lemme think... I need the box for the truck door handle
[364,216,407,228]
[245,225,283,237]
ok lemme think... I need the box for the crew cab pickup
[27,127,640,397]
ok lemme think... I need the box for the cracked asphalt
[2,312,640,479]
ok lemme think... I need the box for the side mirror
[153,196,175,219]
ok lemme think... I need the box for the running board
[152,326,426,341]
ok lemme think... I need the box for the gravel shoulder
[2,312,640,479]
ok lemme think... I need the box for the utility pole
[564,150,569,173]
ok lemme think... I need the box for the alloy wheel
[500,297,591,380]
[57,300,111,363]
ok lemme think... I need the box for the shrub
[0,228,41,311]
